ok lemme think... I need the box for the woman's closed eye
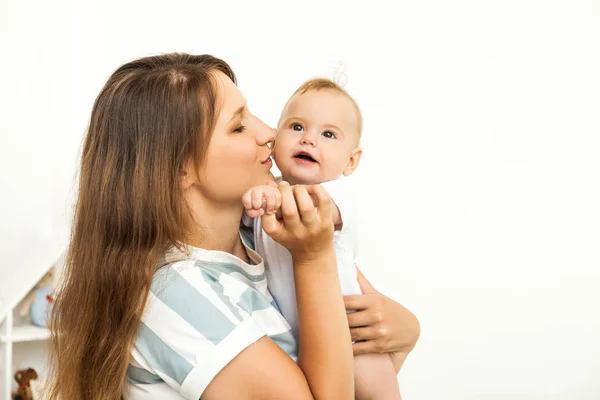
[233,125,247,133]
[322,130,336,139]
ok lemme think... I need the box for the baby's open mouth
[294,152,317,163]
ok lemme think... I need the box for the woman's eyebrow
[228,105,246,123]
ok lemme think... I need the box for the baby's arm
[354,353,402,400]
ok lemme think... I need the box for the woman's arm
[345,267,420,373]
[273,183,354,399]
[202,247,352,400]
[205,183,353,399]
[294,249,354,398]
[202,336,312,399]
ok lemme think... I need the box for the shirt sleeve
[241,212,254,228]
[132,261,267,399]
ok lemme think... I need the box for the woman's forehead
[213,71,246,117]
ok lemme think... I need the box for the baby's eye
[322,130,336,139]
[292,123,304,132]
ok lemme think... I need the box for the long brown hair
[48,53,236,399]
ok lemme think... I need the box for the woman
[49,53,419,400]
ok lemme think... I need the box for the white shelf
[1,238,65,399]
[0,324,50,343]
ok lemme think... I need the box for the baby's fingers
[251,188,265,210]
[264,186,282,214]
[245,208,264,218]
[242,190,254,210]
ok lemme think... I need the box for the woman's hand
[344,267,420,371]
[261,181,334,263]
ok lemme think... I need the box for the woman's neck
[185,194,247,260]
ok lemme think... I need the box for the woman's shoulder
[129,246,296,399]
[155,244,265,285]
[146,245,271,317]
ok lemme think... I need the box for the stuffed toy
[12,368,38,400]
[29,378,47,400]
[19,268,55,327]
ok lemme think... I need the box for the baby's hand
[242,183,282,218]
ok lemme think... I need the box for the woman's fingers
[350,327,379,342]
[273,187,282,212]
[292,185,316,223]
[261,212,281,236]
[356,266,378,294]
[306,184,332,222]
[343,294,374,311]
[262,182,335,258]
[346,309,381,328]
[279,181,301,225]
[352,340,387,355]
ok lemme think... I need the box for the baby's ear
[342,146,363,176]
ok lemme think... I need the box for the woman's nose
[255,118,276,146]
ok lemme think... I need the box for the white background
[1,0,599,398]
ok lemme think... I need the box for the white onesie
[248,176,362,339]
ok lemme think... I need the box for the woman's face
[197,71,276,204]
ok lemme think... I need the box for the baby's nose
[300,134,316,146]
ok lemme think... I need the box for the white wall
[1,0,599,398]
[0,0,72,393]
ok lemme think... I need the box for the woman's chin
[264,170,277,184]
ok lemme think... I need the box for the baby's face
[273,89,360,185]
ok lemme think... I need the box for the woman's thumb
[356,265,378,294]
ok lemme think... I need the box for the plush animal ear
[22,368,37,381]
[15,372,22,381]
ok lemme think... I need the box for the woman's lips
[262,157,273,168]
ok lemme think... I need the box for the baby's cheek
[272,142,290,164]
[272,136,287,154]
[325,153,349,176]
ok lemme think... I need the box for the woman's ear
[180,158,198,190]
[342,146,363,176]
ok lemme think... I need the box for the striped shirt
[124,228,298,399]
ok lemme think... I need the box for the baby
[242,78,402,399]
